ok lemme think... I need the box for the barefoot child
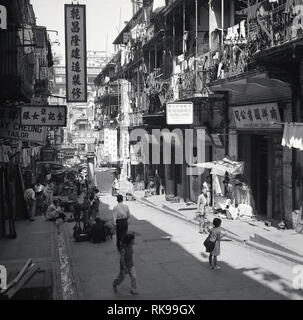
[208,218,226,270]
[113,233,139,295]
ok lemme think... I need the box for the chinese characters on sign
[65,4,87,102]
[232,103,282,129]
[72,131,97,144]
[21,106,67,126]
[0,107,47,143]
[166,102,193,125]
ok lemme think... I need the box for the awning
[193,158,244,176]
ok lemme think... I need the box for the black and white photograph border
[0,0,303,308]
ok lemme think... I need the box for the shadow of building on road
[62,205,302,300]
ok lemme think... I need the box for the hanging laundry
[292,123,303,150]
[289,122,296,147]
[3,145,12,163]
[213,174,223,195]
[282,122,292,147]
[240,20,246,39]
[152,0,166,12]
[0,145,4,163]
[282,122,303,150]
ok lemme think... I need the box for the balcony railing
[247,1,303,55]
[206,47,250,83]
[173,68,210,100]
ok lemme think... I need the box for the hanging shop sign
[65,4,87,102]
[232,103,282,130]
[166,102,193,125]
[0,5,7,30]
[20,106,67,126]
[73,137,95,144]
[0,107,47,144]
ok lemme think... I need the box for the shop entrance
[251,135,269,216]
[238,134,269,217]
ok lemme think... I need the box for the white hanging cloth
[152,0,166,12]
[281,122,303,150]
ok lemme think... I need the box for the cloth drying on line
[281,122,303,150]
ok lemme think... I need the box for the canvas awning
[193,158,244,176]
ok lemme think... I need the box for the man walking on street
[113,233,139,295]
[113,194,130,251]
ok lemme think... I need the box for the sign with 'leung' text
[65,4,87,102]
[0,107,47,144]
[21,106,67,126]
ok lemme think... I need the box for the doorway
[238,134,269,216]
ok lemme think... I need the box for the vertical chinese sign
[65,4,87,102]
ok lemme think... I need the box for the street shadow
[63,204,303,300]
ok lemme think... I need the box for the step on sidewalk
[137,194,303,265]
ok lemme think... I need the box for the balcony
[247,1,303,55]
[176,69,210,100]
[206,47,250,83]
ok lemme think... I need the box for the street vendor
[35,180,45,216]
[45,198,63,221]
[202,175,212,205]
[197,186,211,234]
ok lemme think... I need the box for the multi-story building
[94,53,121,167]
[0,0,54,228]
[50,51,109,162]
[95,0,303,228]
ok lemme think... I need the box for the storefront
[232,102,284,219]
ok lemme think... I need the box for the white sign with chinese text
[0,107,47,144]
[21,106,67,126]
[166,102,193,125]
[65,4,87,102]
[233,103,282,129]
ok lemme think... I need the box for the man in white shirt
[113,194,130,251]
[24,185,36,221]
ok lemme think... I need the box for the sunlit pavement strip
[57,230,76,300]
[124,199,303,300]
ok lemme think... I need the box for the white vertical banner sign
[65,4,87,102]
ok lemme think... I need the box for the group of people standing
[24,180,55,221]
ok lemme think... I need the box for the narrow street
[63,195,303,300]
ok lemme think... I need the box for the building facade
[0,0,54,234]
[94,0,303,227]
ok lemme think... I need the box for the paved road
[63,196,303,300]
